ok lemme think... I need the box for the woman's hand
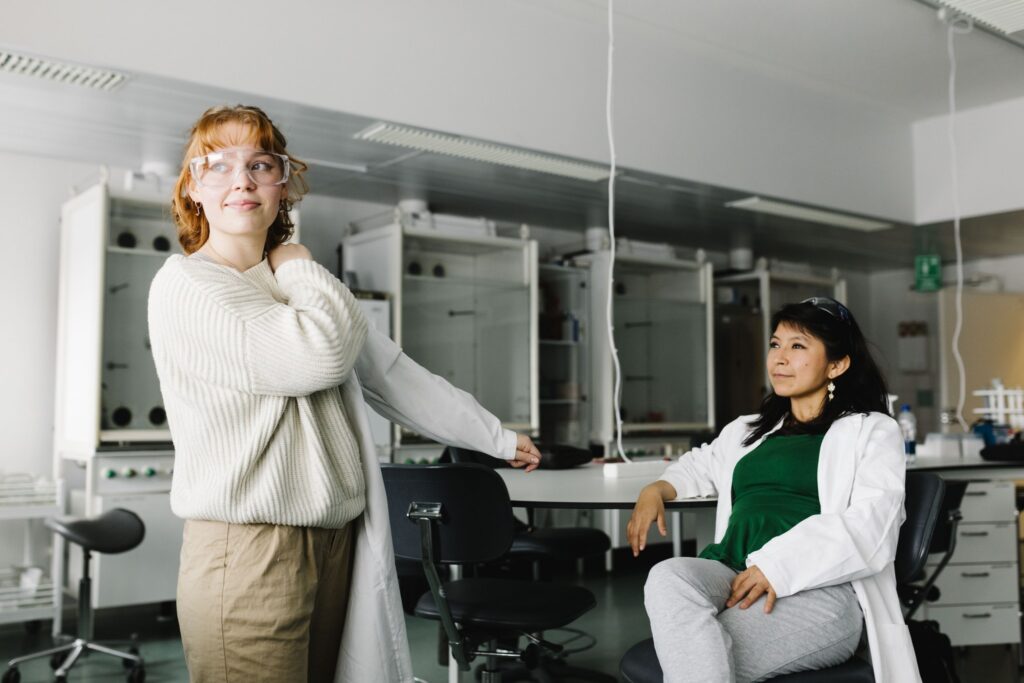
[627,482,676,556]
[268,243,313,272]
[727,565,777,613]
[509,434,542,472]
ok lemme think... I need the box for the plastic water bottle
[897,404,917,458]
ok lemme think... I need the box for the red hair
[171,105,309,254]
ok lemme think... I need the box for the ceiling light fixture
[724,196,892,232]
[354,122,612,182]
[0,50,128,91]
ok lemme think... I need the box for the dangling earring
[194,202,202,217]
[827,381,836,401]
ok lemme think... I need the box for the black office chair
[382,463,615,683]
[619,471,947,683]
[2,509,146,683]
[900,479,967,619]
[443,446,611,574]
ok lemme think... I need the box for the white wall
[1,1,915,221]
[913,95,1024,223]
[0,153,98,479]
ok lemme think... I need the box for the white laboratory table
[496,460,718,564]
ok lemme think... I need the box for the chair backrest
[928,479,967,555]
[894,471,945,584]
[381,463,515,565]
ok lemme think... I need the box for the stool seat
[46,508,145,554]
[619,638,874,683]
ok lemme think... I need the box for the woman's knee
[644,557,718,606]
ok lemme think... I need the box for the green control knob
[103,469,117,479]
[143,467,157,477]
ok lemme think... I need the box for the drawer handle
[964,491,989,497]
[962,613,992,619]
[961,531,990,537]
[960,572,991,578]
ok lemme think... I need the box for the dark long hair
[742,298,890,446]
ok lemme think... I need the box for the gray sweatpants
[644,557,863,683]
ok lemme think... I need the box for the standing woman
[628,298,920,683]
[148,105,542,683]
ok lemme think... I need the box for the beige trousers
[177,519,355,683]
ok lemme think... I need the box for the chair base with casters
[618,472,948,683]
[2,509,147,683]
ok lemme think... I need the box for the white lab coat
[658,412,922,683]
[333,326,517,683]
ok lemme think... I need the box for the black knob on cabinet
[153,235,171,252]
[149,406,167,426]
[116,232,137,248]
[111,406,132,427]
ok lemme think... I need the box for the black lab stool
[3,508,146,683]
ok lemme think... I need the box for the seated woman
[628,298,919,683]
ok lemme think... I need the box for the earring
[194,202,202,217]
[827,381,836,401]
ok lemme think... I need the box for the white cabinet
[342,212,539,443]
[923,480,1020,646]
[577,246,714,452]
[53,185,189,622]
[538,263,590,448]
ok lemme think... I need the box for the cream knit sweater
[148,254,369,528]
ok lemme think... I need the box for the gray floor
[1,563,1022,682]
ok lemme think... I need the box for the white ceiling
[2,0,1024,270]
[550,0,1024,119]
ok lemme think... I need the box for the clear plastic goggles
[189,150,290,188]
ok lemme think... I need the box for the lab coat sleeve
[656,419,744,499]
[354,326,517,461]
[149,257,367,397]
[745,417,906,598]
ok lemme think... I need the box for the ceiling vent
[354,122,612,182]
[0,51,128,91]
[938,0,1024,34]
[724,196,892,232]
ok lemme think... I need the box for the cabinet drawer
[929,563,1018,605]
[950,523,1018,562]
[959,481,1016,522]
[926,604,1020,646]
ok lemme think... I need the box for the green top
[699,434,824,571]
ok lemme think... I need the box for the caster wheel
[2,667,21,683]
[127,665,146,683]
[55,675,66,683]
[50,652,66,670]
[122,646,140,670]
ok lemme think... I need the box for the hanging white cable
[944,13,973,432]
[606,0,627,462]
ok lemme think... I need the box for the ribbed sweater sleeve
[152,256,367,397]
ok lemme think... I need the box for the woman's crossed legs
[644,557,863,683]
